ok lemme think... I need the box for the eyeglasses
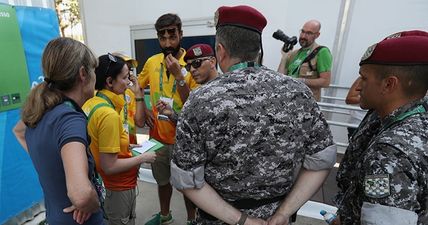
[185,57,211,71]
[157,28,177,37]
[105,53,117,76]
[300,29,317,36]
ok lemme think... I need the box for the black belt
[199,194,286,221]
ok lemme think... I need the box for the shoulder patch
[364,174,390,198]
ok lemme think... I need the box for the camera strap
[292,46,325,75]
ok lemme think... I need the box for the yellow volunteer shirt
[121,89,137,144]
[138,50,199,144]
[83,89,138,191]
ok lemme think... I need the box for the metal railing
[318,85,367,152]
[318,102,365,112]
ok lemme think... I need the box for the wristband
[235,212,247,225]
[135,97,144,102]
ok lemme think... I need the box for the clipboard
[132,138,164,156]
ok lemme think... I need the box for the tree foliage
[54,0,80,37]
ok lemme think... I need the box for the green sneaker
[145,212,173,225]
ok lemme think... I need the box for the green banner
[0,4,30,112]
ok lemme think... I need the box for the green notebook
[132,138,164,156]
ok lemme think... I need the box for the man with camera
[277,20,332,101]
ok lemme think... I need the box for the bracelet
[135,97,144,102]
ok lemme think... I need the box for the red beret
[215,5,267,34]
[360,30,428,66]
[184,44,214,61]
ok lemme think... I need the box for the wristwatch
[177,79,186,87]
[177,68,187,87]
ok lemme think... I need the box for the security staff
[335,30,428,225]
[171,5,336,225]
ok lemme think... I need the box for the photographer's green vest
[285,42,332,101]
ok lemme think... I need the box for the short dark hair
[374,64,428,97]
[216,26,260,62]
[155,13,182,31]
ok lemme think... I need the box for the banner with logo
[0,4,30,113]
[0,4,59,223]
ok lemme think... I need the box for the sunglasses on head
[157,28,177,37]
[185,57,212,72]
[105,53,117,76]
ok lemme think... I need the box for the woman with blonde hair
[13,37,104,224]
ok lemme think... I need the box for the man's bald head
[303,20,321,33]
[299,19,321,48]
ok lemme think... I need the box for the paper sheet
[132,140,157,154]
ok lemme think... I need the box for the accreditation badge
[123,123,129,134]
[160,96,173,108]
[364,174,390,198]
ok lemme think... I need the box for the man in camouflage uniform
[170,5,337,225]
[335,30,428,225]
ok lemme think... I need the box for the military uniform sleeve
[170,100,206,190]
[302,99,337,170]
[316,47,332,73]
[359,143,420,224]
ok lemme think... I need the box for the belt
[199,194,286,221]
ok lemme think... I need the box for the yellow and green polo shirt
[83,89,138,191]
[138,50,199,144]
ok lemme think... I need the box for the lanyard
[122,95,128,123]
[159,64,177,96]
[228,61,259,72]
[380,103,427,133]
[96,91,129,133]
[96,91,114,107]
[63,100,76,110]
[96,91,128,123]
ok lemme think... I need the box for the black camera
[272,29,297,53]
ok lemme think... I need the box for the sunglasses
[185,57,211,72]
[104,53,117,76]
[157,28,177,37]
